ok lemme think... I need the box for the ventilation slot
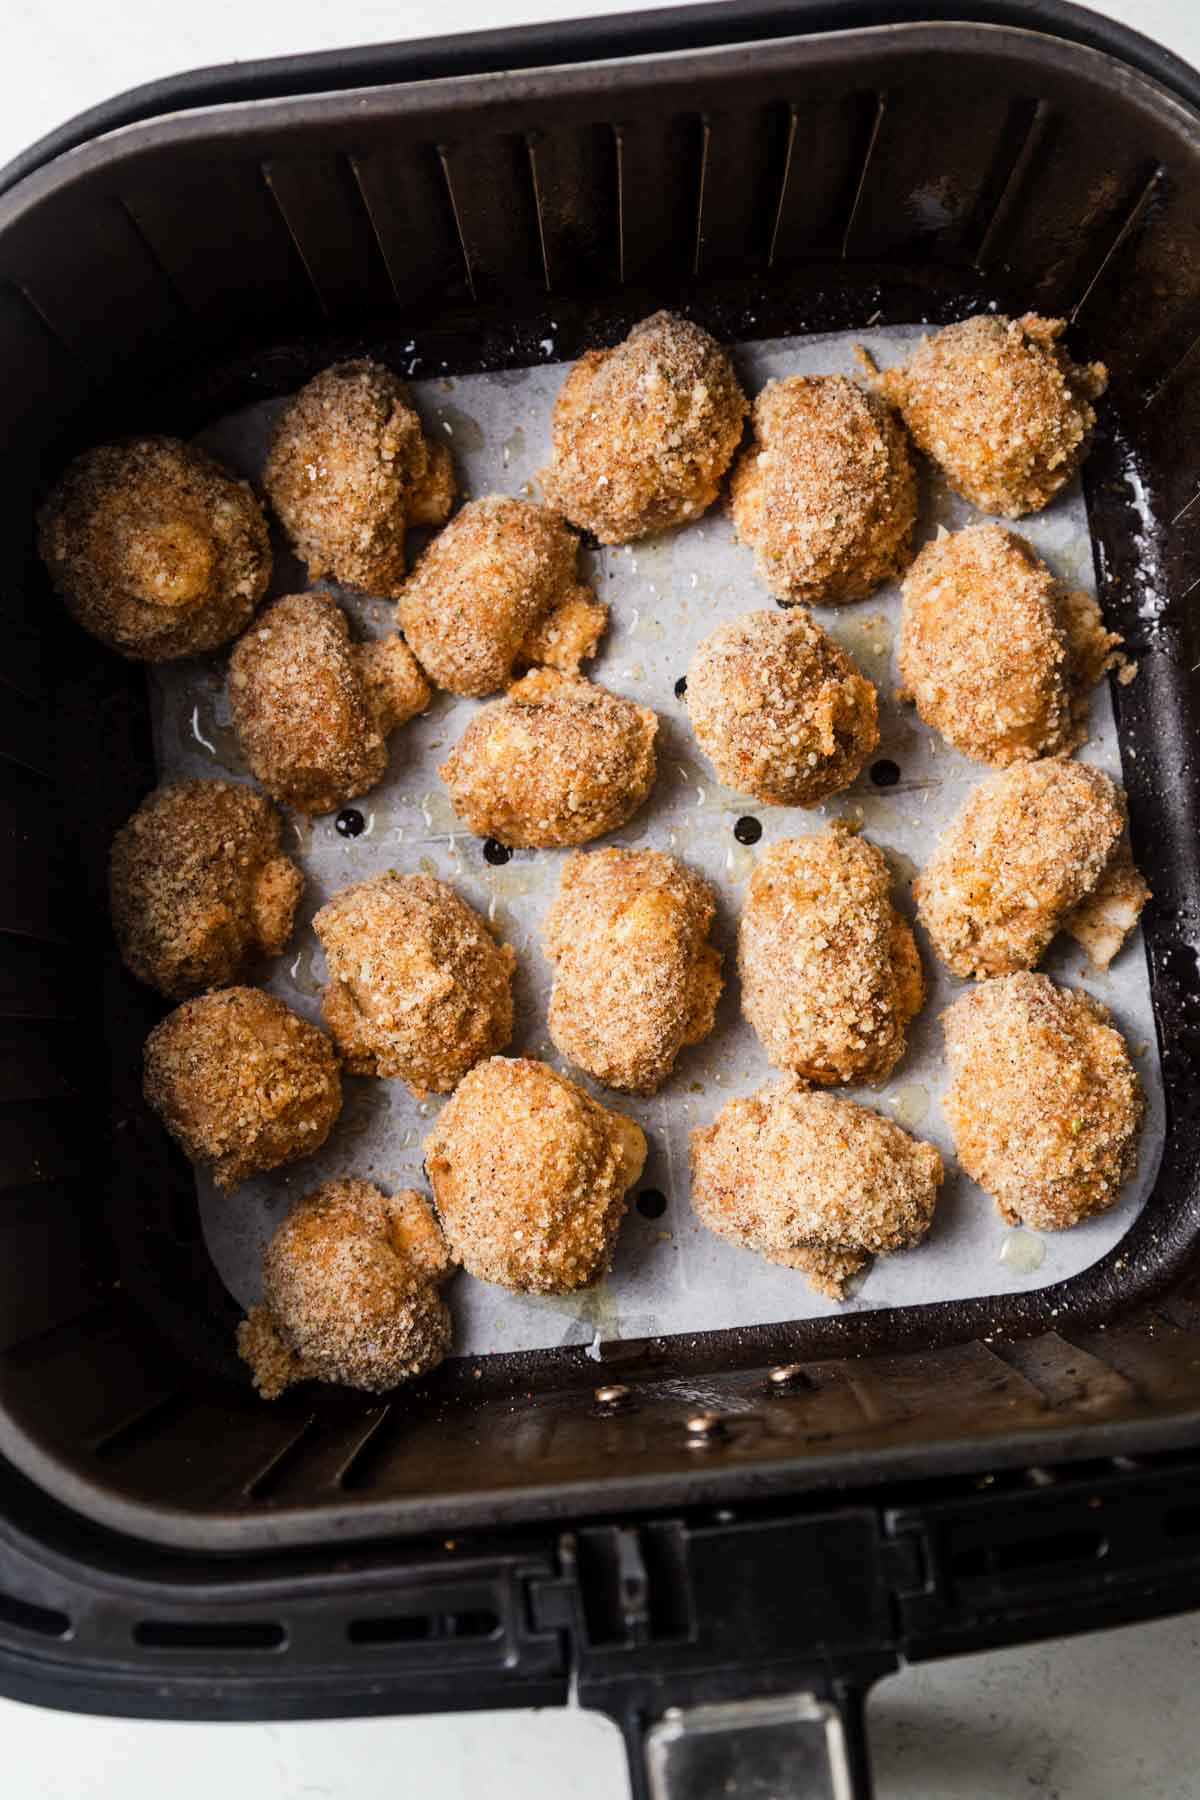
[2,1301,114,1371]
[244,1415,321,1500]
[972,99,1051,270]
[134,1620,286,1650]
[335,1403,393,1491]
[0,1590,70,1638]
[1144,329,1200,413]
[1071,165,1166,324]
[347,1609,500,1646]
[91,1391,188,1459]
[953,1528,1108,1581]
[840,93,887,259]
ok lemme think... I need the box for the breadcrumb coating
[264,359,453,594]
[916,759,1147,978]
[38,435,270,661]
[538,311,747,542]
[399,494,607,696]
[897,524,1121,765]
[238,1180,454,1398]
[543,847,723,1095]
[314,871,515,1095]
[1063,842,1152,970]
[730,375,917,604]
[872,313,1107,516]
[690,1079,943,1299]
[739,830,922,1085]
[425,1056,646,1292]
[229,591,429,814]
[143,987,341,1192]
[109,779,303,999]
[519,590,608,673]
[439,668,658,847]
[943,972,1144,1230]
[686,608,878,805]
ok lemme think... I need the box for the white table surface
[3,2,1200,1795]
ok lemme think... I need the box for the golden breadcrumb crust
[943,971,1144,1230]
[873,313,1107,517]
[730,374,916,604]
[897,524,1122,765]
[238,1181,453,1397]
[229,591,429,814]
[399,494,607,696]
[425,1056,646,1293]
[916,759,1147,978]
[143,986,342,1191]
[539,311,747,542]
[109,778,303,999]
[739,829,923,1086]
[314,870,515,1095]
[1064,842,1152,970]
[543,847,723,1094]
[686,608,878,805]
[38,435,270,661]
[264,358,452,595]
[439,668,658,848]
[690,1079,943,1298]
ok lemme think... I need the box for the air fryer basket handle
[620,1684,874,1800]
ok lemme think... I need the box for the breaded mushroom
[897,524,1121,765]
[686,609,878,805]
[871,313,1107,516]
[37,436,269,661]
[439,668,658,848]
[538,311,747,542]
[237,1181,454,1398]
[543,848,723,1094]
[943,971,1144,1230]
[314,871,515,1095]
[264,359,453,595]
[917,759,1149,978]
[398,494,607,697]
[425,1056,646,1292]
[229,591,429,814]
[143,987,341,1192]
[730,374,917,604]
[690,1079,943,1299]
[109,779,303,999]
[739,830,922,1086]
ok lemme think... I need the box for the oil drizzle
[288,942,322,998]
[999,1228,1046,1274]
[890,1083,930,1130]
[187,695,245,772]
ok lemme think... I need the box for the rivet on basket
[593,1384,636,1415]
[685,1412,727,1446]
[767,1363,812,1393]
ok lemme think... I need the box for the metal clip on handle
[631,1686,874,1800]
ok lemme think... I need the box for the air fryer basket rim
[4,0,1200,199]
[2,5,1200,1558]
[5,13,1200,228]
[8,1375,1200,1555]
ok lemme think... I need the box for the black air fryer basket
[5,3,1200,1793]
